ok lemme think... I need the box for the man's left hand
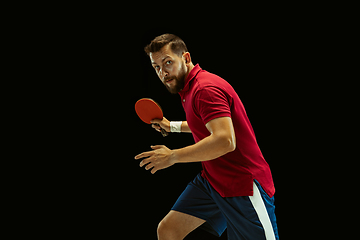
[134,145,176,174]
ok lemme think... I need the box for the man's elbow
[227,137,236,152]
[219,134,236,153]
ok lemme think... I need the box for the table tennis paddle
[135,98,169,137]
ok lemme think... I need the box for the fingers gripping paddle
[135,98,169,137]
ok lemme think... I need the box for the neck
[185,62,195,80]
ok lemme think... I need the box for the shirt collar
[179,64,201,94]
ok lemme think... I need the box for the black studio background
[37,17,322,238]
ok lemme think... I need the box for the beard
[163,62,187,94]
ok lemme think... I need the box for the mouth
[165,79,175,86]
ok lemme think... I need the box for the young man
[135,34,279,240]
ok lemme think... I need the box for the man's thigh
[158,210,205,239]
[171,173,227,237]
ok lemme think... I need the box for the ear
[182,52,191,65]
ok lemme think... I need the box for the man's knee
[157,218,181,240]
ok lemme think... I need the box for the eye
[166,60,172,65]
[154,65,160,70]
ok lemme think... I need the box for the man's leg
[157,210,205,240]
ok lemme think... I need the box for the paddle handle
[155,123,169,137]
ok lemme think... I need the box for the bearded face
[161,61,187,94]
[149,44,189,94]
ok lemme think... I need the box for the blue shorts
[171,173,279,239]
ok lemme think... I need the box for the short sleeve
[194,87,232,124]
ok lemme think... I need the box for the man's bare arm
[180,121,191,133]
[173,117,236,163]
[135,117,236,174]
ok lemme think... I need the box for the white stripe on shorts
[249,181,276,240]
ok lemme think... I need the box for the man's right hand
[151,117,170,133]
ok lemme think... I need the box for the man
[135,34,279,240]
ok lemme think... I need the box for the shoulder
[192,70,234,99]
[194,70,232,90]
[196,70,221,86]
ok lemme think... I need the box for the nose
[159,67,168,80]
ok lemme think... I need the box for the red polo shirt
[178,64,275,198]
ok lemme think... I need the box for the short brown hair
[144,34,188,57]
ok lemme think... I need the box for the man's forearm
[172,117,236,163]
[181,121,191,133]
[171,133,234,163]
[135,117,236,174]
